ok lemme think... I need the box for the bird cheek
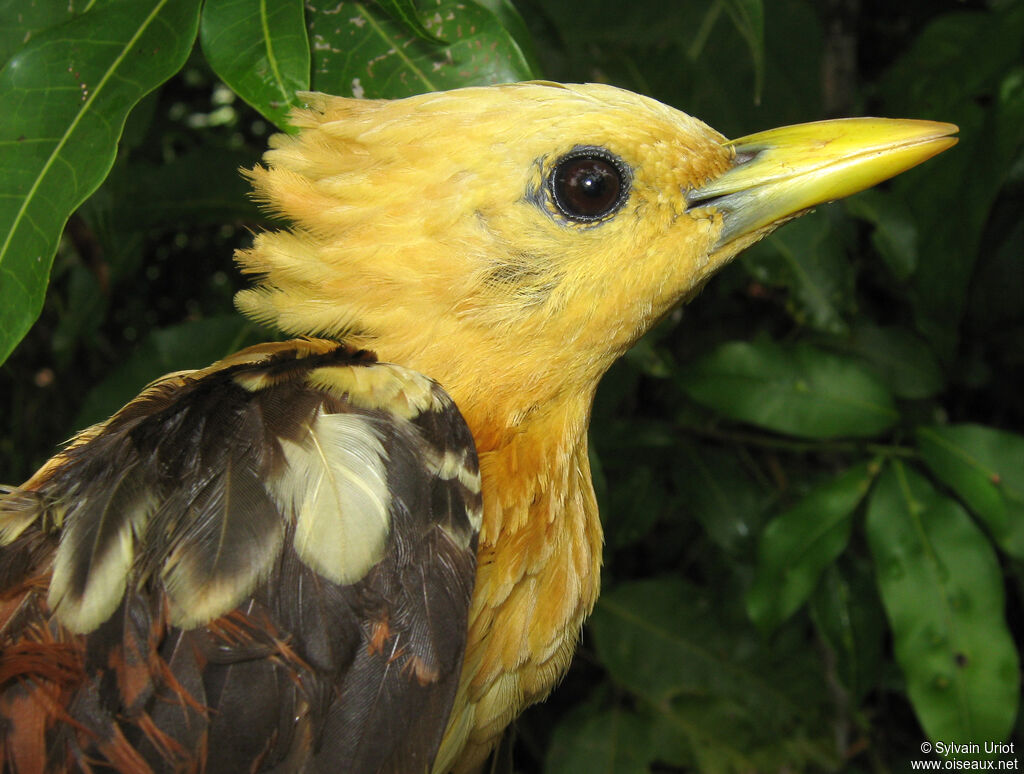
[639,211,725,305]
[692,210,723,259]
[674,207,721,263]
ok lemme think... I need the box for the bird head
[235,82,955,440]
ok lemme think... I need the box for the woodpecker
[0,82,956,773]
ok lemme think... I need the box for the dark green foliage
[1,0,1021,771]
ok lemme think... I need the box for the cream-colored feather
[49,523,133,633]
[0,487,44,545]
[274,410,392,584]
[48,482,152,633]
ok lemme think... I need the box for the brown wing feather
[0,339,481,773]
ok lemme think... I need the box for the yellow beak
[687,118,959,249]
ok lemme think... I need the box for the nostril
[732,149,761,166]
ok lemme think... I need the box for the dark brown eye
[550,150,629,222]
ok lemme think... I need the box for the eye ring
[549,148,630,223]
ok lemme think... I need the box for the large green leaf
[967,215,1024,332]
[200,0,310,130]
[589,578,836,772]
[740,210,853,335]
[844,322,944,400]
[593,579,789,707]
[546,694,835,774]
[0,0,90,67]
[866,462,1019,748]
[844,188,920,282]
[535,0,771,126]
[680,340,898,438]
[651,694,836,773]
[544,703,654,774]
[0,0,202,365]
[809,561,886,705]
[916,424,1024,559]
[471,0,543,77]
[741,209,851,333]
[305,0,535,99]
[682,0,822,135]
[374,0,444,43]
[603,465,664,550]
[721,0,763,102]
[671,444,769,554]
[747,462,874,632]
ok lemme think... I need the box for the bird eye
[550,149,630,223]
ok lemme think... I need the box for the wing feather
[159,445,284,628]
[47,448,151,633]
[0,339,481,772]
[276,411,391,584]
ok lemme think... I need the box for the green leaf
[0,0,202,365]
[917,424,1024,559]
[906,98,1018,359]
[844,322,944,400]
[593,579,774,705]
[545,704,653,774]
[809,561,886,704]
[200,0,310,130]
[680,340,899,439]
[866,462,1019,748]
[590,578,836,772]
[374,0,444,44]
[721,0,764,102]
[968,209,1024,331]
[878,7,1024,119]
[678,0,822,137]
[747,462,874,632]
[653,694,837,773]
[470,0,543,78]
[671,444,770,554]
[0,0,89,68]
[305,0,535,99]
[740,212,853,335]
[623,335,672,377]
[844,188,919,282]
[547,692,838,774]
[604,465,664,550]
